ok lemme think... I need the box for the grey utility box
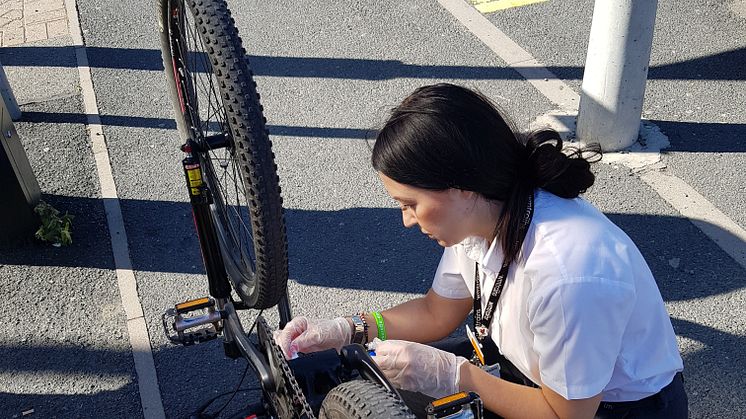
[0,95,40,246]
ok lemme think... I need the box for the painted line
[63,0,166,417]
[639,171,746,271]
[471,0,549,13]
[439,0,577,110]
[438,0,746,272]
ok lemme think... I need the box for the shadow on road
[0,343,142,418]
[18,110,746,154]
[19,111,376,141]
[670,317,746,418]
[0,340,260,419]
[650,119,746,153]
[1,46,744,82]
[1,194,744,302]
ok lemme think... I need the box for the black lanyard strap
[473,260,510,339]
[473,193,534,341]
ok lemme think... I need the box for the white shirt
[431,189,683,401]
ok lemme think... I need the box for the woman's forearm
[365,297,452,343]
[459,362,559,419]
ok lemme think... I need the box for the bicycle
[156,0,417,417]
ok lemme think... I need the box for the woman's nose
[402,210,417,228]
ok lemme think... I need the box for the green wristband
[371,311,387,341]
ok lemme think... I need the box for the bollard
[576,0,659,151]
[0,90,40,246]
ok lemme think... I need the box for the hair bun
[524,129,601,198]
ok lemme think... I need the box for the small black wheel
[319,380,416,419]
[158,0,287,309]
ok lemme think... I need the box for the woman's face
[378,172,481,247]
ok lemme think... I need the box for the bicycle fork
[161,149,241,358]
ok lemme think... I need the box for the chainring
[256,316,316,419]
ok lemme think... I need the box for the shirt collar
[458,236,505,275]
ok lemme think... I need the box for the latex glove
[371,339,468,399]
[272,316,351,359]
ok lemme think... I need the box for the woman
[273,83,687,418]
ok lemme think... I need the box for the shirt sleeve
[431,246,471,299]
[527,277,636,399]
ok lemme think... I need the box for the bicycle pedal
[162,297,223,346]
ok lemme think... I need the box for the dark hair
[372,83,601,264]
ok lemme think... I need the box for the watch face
[351,316,365,344]
[352,316,363,328]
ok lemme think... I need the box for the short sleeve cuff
[540,371,608,400]
[431,280,471,299]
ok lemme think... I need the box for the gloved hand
[371,339,469,399]
[272,316,351,359]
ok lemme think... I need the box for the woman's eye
[393,199,414,210]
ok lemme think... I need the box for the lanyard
[473,260,510,340]
[472,193,534,342]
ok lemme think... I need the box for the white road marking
[64,0,166,417]
[639,171,746,271]
[438,0,578,109]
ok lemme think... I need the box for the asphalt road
[0,0,744,418]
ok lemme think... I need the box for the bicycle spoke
[171,2,257,274]
[201,143,256,262]
[191,21,225,134]
[211,155,255,249]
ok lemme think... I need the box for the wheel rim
[168,1,258,287]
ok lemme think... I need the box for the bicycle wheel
[158,0,287,309]
[319,380,415,419]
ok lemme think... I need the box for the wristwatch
[350,315,366,345]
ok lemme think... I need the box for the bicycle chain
[256,316,316,419]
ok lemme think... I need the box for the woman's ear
[448,188,479,208]
[453,188,477,200]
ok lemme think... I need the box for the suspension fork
[182,148,231,299]
[181,144,242,357]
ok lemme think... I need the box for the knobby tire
[319,380,416,419]
[158,0,288,309]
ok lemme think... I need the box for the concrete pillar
[577,0,659,151]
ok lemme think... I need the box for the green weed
[34,200,73,246]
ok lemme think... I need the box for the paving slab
[0,0,68,46]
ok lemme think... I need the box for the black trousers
[399,337,688,419]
